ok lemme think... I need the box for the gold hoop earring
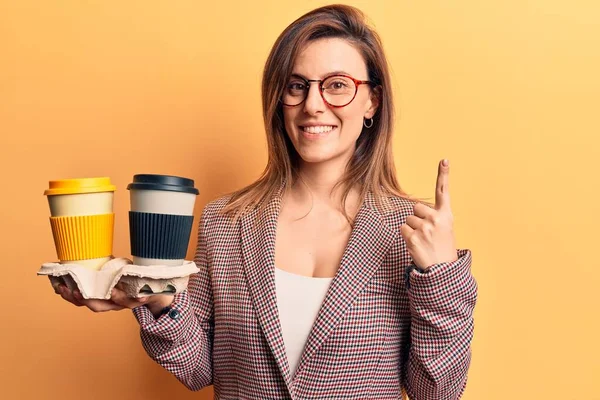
[364,118,374,128]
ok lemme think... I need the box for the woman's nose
[303,83,326,115]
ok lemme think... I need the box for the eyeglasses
[281,74,374,108]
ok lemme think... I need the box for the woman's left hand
[400,159,459,270]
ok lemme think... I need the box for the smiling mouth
[299,125,337,134]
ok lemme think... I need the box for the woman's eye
[288,82,306,91]
[326,80,349,90]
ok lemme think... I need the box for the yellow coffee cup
[44,177,116,270]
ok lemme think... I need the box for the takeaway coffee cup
[44,177,116,271]
[127,174,199,266]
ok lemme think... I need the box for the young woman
[59,5,477,399]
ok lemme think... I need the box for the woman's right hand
[57,284,175,316]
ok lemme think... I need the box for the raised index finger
[435,159,451,210]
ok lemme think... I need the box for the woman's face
[282,38,379,166]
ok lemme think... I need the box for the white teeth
[302,125,335,134]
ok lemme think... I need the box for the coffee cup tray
[37,257,199,299]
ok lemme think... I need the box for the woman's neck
[291,156,359,212]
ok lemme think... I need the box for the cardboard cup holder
[37,257,199,299]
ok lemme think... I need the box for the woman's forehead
[292,38,368,80]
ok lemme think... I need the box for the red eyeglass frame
[281,74,375,108]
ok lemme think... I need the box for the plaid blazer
[133,190,477,400]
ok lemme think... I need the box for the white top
[274,267,333,377]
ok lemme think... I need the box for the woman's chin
[297,150,340,165]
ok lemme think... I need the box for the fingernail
[442,159,449,167]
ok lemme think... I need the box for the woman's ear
[364,86,382,119]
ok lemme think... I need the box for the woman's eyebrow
[290,70,353,79]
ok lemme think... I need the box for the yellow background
[1,1,598,399]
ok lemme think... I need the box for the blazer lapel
[293,193,398,379]
[240,189,293,392]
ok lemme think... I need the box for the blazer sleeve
[131,205,214,391]
[402,248,477,400]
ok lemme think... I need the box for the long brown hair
[221,4,420,222]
